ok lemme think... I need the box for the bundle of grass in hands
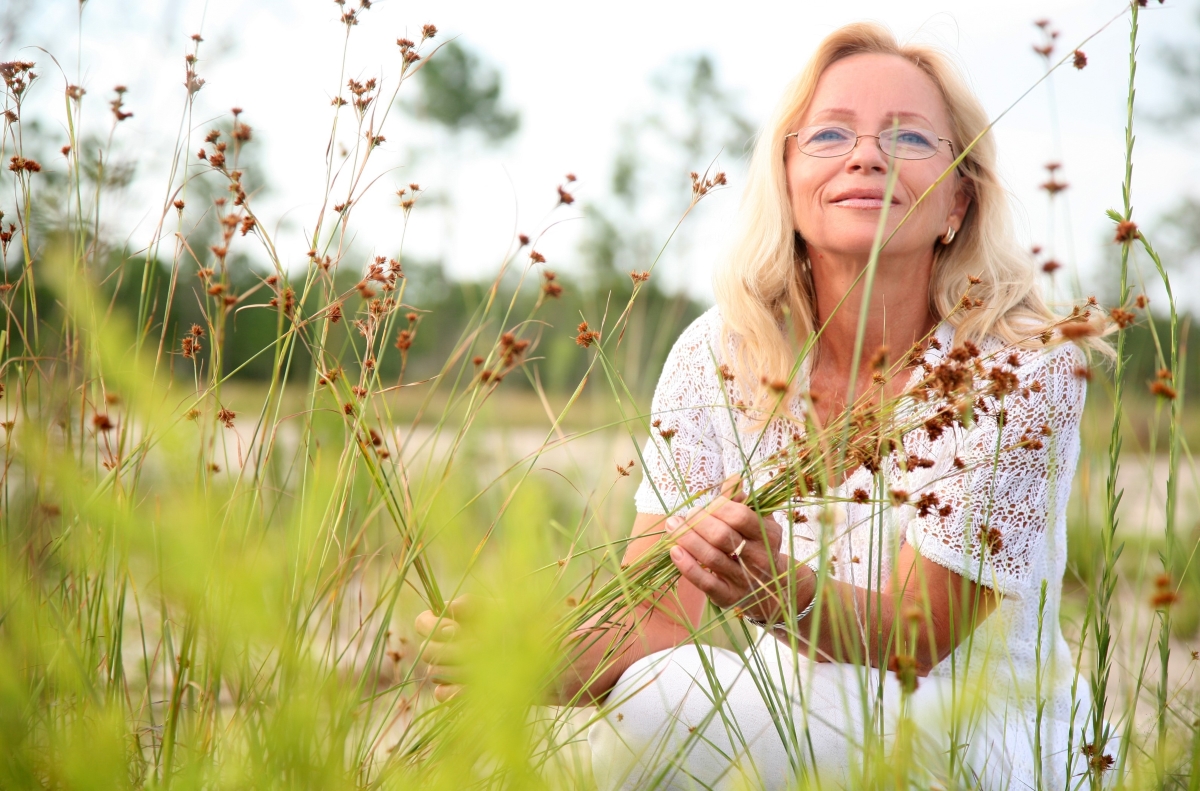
[555,303,1115,690]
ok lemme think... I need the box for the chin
[819,236,883,255]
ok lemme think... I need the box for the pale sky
[5,0,1198,307]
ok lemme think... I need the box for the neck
[807,245,939,378]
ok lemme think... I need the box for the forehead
[802,53,950,130]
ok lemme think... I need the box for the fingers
[428,661,462,685]
[444,595,475,622]
[710,498,783,547]
[670,545,738,607]
[673,526,742,579]
[414,609,459,641]
[719,474,746,504]
[668,513,742,558]
[420,635,462,668]
[434,683,461,703]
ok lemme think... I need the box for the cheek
[902,170,956,225]
[785,162,827,218]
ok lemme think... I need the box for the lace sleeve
[634,310,728,516]
[904,342,1086,597]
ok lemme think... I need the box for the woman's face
[785,53,971,261]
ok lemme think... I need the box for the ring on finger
[729,538,747,561]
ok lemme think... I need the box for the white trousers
[588,643,1090,791]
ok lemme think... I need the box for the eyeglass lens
[793,126,945,160]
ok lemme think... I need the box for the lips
[829,188,901,209]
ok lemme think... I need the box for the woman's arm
[416,512,710,707]
[553,513,707,705]
[669,494,999,676]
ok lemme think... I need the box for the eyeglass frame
[784,126,957,161]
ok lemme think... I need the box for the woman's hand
[666,477,791,623]
[413,597,474,702]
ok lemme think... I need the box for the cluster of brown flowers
[397,25,435,66]
[334,0,373,26]
[110,85,133,122]
[575,321,600,348]
[541,270,563,298]
[1114,219,1140,243]
[1031,18,1060,60]
[7,155,40,174]
[217,408,236,429]
[360,426,391,459]
[1150,572,1179,608]
[395,311,419,354]
[1149,368,1176,400]
[1030,245,1061,275]
[616,460,637,477]
[476,330,531,384]
[180,323,205,360]
[0,210,15,255]
[689,170,727,199]
[346,77,377,114]
[184,51,205,96]
[198,128,228,169]
[397,183,420,212]
[231,107,252,142]
[557,173,576,205]
[267,285,296,317]
[1081,743,1115,774]
[0,61,36,97]
[1040,162,1067,195]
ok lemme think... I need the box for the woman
[419,23,1104,790]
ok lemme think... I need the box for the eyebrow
[808,107,938,128]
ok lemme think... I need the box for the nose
[843,135,889,175]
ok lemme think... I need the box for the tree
[580,54,754,290]
[409,40,519,143]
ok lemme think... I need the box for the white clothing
[589,643,1087,790]
[593,307,1099,790]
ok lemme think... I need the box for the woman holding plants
[418,23,1106,790]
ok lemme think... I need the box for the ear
[947,176,974,231]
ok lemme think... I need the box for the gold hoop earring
[941,226,957,245]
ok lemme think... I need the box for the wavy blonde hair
[714,23,1063,406]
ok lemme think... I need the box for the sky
[4,0,1198,306]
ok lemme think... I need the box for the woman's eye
[809,128,851,143]
[894,129,935,148]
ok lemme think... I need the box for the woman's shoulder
[662,305,727,367]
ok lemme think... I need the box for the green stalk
[1089,3,1140,785]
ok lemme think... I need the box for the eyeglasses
[785,125,955,161]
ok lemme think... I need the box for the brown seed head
[1114,220,1139,243]
[1149,380,1177,400]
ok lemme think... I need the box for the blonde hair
[714,22,1061,405]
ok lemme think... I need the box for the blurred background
[3,0,1199,315]
[3,1,1199,521]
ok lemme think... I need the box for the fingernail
[667,516,684,532]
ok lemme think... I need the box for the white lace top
[634,307,1089,767]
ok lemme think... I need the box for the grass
[0,2,1197,789]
